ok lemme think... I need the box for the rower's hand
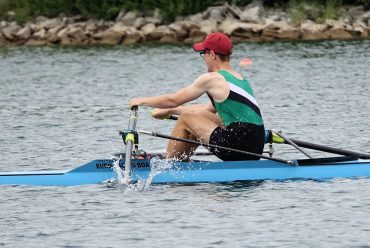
[129,98,140,109]
[151,108,170,119]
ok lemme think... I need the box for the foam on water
[111,154,126,184]
[109,155,174,191]
[136,157,174,191]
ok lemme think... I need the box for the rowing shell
[1,156,370,186]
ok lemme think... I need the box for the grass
[324,0,342,20]
[289,0,343,25]
[290,0,306,25]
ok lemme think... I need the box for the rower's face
[202,50,216,72]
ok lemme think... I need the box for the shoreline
[1,3,370,46]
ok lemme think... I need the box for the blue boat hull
[1,157,370,186]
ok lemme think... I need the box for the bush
[288,0,345,24]
[0,0,220,23]
[289,0,306,24]
[358,0,370,8]
[0,0,123,23]
[0,0,368,24]
[122,0,217,23]
[75,0,122,20]
[0,0,80,23]
[324,0,342,20]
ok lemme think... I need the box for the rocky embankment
[1,3,370,46]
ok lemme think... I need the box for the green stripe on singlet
[213,70,263,126]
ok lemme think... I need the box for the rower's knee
[177,111,199,129]
[178,111,195,122]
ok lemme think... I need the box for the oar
[272,130,313,159]
[288,138,370,159]
[167,115,370,159]
[138,130,295,165]
[124,106,138,183]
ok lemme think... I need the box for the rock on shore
[1,2,370,46]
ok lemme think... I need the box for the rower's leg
[176,133,198,161]
[166,111,221,159]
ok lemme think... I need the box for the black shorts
[209,122,265,161]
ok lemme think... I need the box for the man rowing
[129,32,265,161]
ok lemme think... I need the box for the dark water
[0,40,370,247]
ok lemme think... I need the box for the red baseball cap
[193,32,233,55]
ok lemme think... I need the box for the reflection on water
[217,180,266,191]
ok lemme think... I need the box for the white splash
[109,155,174,191]
[111,154,127,185]
[136,157,174,191]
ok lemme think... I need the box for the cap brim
[193,42,206,52]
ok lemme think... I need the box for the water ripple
[1,40,370,247]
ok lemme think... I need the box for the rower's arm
[130,74,212,109]
[151,101,215,119]
[167,102,215,115]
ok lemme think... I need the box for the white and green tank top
[209,70,264,126]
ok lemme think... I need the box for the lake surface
[0,40,370,247]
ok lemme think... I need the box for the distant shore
[1,2,370,46]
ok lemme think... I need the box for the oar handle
[169,115,179,120]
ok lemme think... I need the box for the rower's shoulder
[196,72,225,83]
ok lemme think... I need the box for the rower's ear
[210,51,217,59]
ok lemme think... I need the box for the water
[0,40,370,247]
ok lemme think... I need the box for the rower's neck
[210,62,232,72]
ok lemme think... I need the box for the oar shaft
[169,115,370,159]
[274,131,313,159]
[290,139,370,159]
[139,130,294,165]
[124,107,138,181]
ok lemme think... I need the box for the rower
[129,32,265,161]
